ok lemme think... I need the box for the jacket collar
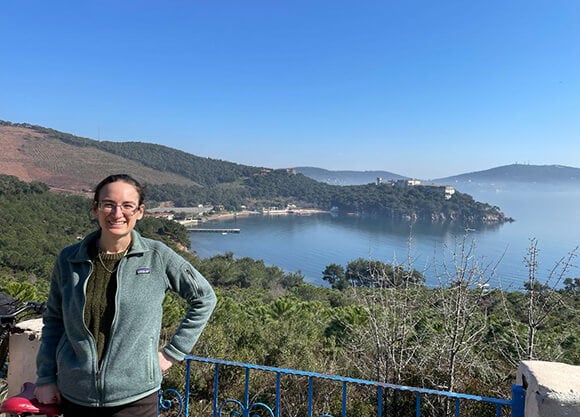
[68,229,148,263]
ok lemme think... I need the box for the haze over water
[190,185,580,289]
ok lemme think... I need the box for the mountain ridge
[2,121,577,191]
[433,164,580,185]
[294,167,407,185]
[296,164,580,187]
[0,122,198,193]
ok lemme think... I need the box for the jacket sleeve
[36,258,65,386]
[162,252,217,361]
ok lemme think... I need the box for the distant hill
[0,121,198,193]
[295,167,407,185]
[297,164,580,187]
[433,164,580,185]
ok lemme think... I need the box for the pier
[187,228,240,233]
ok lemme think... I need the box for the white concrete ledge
[516,360,580,417]
[6,318,43,397]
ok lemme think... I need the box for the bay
[189,185,580,289]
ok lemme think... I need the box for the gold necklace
[97,249,128,274]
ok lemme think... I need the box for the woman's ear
[91,202,99,218]
[135,204,145,220]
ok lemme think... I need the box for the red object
[0,382,61,416]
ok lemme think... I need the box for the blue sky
[1,1,579,179]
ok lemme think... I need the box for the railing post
[244,367,251,417]
[376,386,383,417]
[307,376,314,417]
[511,384,526,417]
[213,363,220,417]
[415,392,421,417]
[275,372,281,417]
[341,381,347,417]
[184,358,192,417]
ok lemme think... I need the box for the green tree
[322,263,348,290]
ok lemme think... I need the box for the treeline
[147,170,508,224]
[3,121,509,224]
[322,258,425,290]
[0,175,94,279]
[1,175,578,416]
[10,122,263,187]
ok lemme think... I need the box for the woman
[34,174,217,417]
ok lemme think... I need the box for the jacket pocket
[56,338,97,403]
[148,337,156,382]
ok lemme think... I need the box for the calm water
[190,185,580,289]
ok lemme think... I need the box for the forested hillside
[295,166,407,185]
[0,175,577,417]
[10,122,262,188]
[1,121,510,225]
[0,122,197,192]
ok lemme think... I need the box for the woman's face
[92,180,144,239]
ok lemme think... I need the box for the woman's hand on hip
[158,350,175,374]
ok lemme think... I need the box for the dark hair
[92,174,146,205]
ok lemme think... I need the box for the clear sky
[1,1,579,179]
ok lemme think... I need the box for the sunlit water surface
[190,185,580,289]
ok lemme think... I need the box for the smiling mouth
[107,219,127,226]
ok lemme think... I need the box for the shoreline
[203,208,330,222]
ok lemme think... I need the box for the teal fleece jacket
[36,230,217,407]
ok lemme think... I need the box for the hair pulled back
[92,174,146,206]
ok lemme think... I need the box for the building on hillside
[444,185,455,200]
[388,178,456,200]
[394,179,422,187]
[146,212,175,221]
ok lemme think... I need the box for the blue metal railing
[159,355,526,417]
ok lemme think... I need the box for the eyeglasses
[97,201,141,215]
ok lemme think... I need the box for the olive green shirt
[84,247,125,363]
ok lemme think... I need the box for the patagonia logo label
[136,267,151,275]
